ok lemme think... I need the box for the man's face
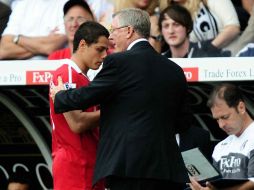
[211,99,245,137]
[161,14,188,48]
[109,16,129,53]
[82,36,109,70]
[64,5,93,42]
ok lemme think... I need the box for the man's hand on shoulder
[50,76,65,103]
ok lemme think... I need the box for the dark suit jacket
[54,41,189,184]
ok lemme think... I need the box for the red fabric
[50,63,104,190]
[48,48,71,60]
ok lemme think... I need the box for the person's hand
[189,177,213,190]
[50,76,65,103]
[205,182,217,190]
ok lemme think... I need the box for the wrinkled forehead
[211,98,228,108]
[210,98,236,117]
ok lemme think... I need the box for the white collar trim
[127,38,148,50]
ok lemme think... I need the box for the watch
[149,34,163,42]
[13,35,20,44]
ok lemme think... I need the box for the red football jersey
[49,60,103,190]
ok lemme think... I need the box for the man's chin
[92,63,102,70]
[90,67,98,70]
[169,42,181,47]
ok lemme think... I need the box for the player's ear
[79,39,88,49]
[238,101,246,114]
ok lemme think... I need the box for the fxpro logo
[220,156,241,174]
[182,68,199,82]
[26,71,53,85]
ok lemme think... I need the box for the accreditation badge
[64,82,76,90]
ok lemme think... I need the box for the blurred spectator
[0,1,11,38]
[159,5,227,58]
[114,0,158,15]
[113,0,163,53]
[0,0,68,60]
[226,5,254,56]
[236,43,254,56]
[48,0,94,60]
[148,8,164,53]
[160,0,240,50]
[86,0,114,28]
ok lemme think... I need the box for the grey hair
[113,8,151,39]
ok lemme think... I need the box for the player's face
[84,36,109,70]
[161,14,188,48]
[211,99,246,137]
[64,6,93,42]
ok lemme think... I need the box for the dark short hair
[64,0,94,18]
[207,83,244,109]
[73,21,109,52]
[159,5,193,35]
